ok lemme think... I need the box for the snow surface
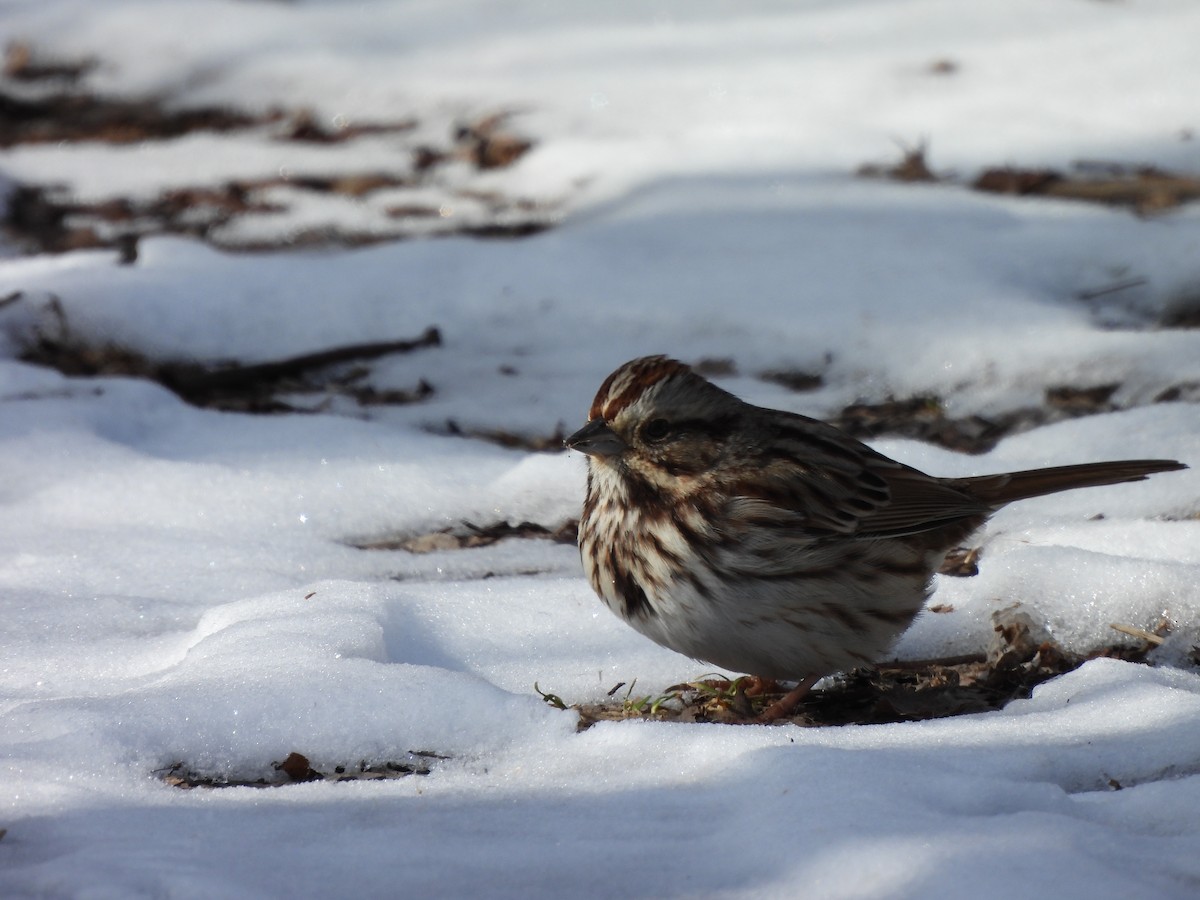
[2,1,1200,897]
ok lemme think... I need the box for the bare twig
[168,327,441,397]
[1109,623,1166,646]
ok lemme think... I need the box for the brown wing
[731,413,1184,540]
[852,464,992,537]
[727,414,990,540]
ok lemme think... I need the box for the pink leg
[757,674,821,722]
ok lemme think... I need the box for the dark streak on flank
[670,507,711,558]
[611,556,652,619]
[643,527,683,570]
[739,563,847,582]
[864,606,916,626]
[880,556,937,578]
[678,565,713,601]
[820,602,864,633]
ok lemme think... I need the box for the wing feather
[725,416,990,541]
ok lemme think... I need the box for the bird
[566,355,1186,718]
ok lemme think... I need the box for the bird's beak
[564,418,626,457]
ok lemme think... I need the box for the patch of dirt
[277,108,418,145]
[1161,288,1200,329]
[859,142,1200,215]
[0,89,266,148]
[937,545,981,577]
[4,181,289,256]
[8,293,440,413]
[856,141,945,183]
[1,45,550,253]
[356,519,579,553]
[4,41,97,84]
[751,355,1188,456]
[760,367,825,392]
[690,357,738,377]
[160,750,443,789]
[566,605,1171,729]
[973,162,1200,215]
[1154,382,1200,403]
[433,419,568,452]
[927,59,959,76]
[7,308,1193,449]
[825,383,1160,455]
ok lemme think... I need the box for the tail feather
[956,459,1186,506]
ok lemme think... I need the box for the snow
[2,1,1200,897]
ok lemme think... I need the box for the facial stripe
[589,355,691,421]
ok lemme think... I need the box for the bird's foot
[756,674,821,723]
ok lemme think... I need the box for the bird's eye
[642,418,671,442]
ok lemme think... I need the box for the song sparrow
[566,355,1185,709]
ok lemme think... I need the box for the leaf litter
[567,604,1174,730]
[1,45,550,254]
[160,751,444,790]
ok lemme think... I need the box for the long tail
[955,459,1186,506]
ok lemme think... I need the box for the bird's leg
[728,681,755,719]
[742,675,782,697]
[757,674,821,722]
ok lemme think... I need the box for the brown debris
[973,163,1200,214]
[1,53,549,253]
[987,604,1051,671]
[824,388,1149,456]
[1045,383,1118,414]
[0,89,264,148]
[856,141,1200,215]
[282,172,412,197]
[1109,622,1166,647]
[938,545,981,578]
[456,221,553,240]
[829,395,1014,454]
[1110,615,1172,649]
[856,141,943,183]
[437,419,568,452]
[357,519,579,553]
[5,41,96,83]
[165,327,441,400]
[760,368,824,393]
[973,167,1062,196]
[1147,381,1195,403]
[833,395,945,437]
[278,109,417,143]
[160,751,440,789]
[2,174,553,255]
[455,112,534,170]
[412,113,535,173]
[2,182,288,255]
[386,204,441,220]
[11,295,441,413]
[690,358,737,377]
[570,604,1155,729]
[276,751,321,783]
[1161,289,1200,329]
[1074,277,1148,303]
